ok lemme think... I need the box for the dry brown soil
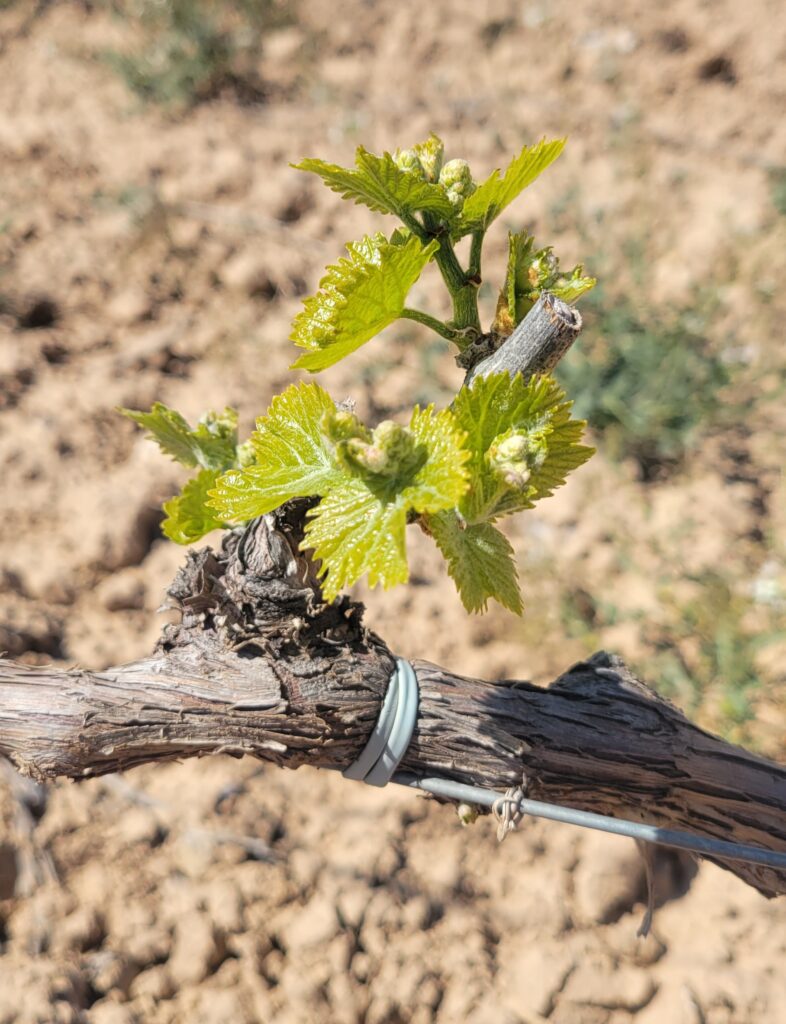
[1,2,785,1022]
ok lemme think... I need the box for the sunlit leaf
[295,145,455,221]
[291,233,439,371]
[304,404,468,599]
[427,511,522,614]
[451,372,594,523]
[209,382,342,521]
[454,138,566,237]
[163,469,227,544]
[121,403,238,470]
[305,481,410,600]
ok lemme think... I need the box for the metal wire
[392,773,786,871]
[334,658,786,872]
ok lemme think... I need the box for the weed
[645,572,785,746]
[768,167,786,218]
[556,286,731,479]
[102,0,289,107]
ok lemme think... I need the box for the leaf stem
[432,236,481,341]
[468,231,484,281]
[400,308,462,343]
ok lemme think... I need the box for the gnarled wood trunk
[2,511,784,899]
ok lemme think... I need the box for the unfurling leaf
[451,372,594,523]
[209,384,469,600]
[290,233,439,371]
[305,482,410,599]
[209,382,341,521]
[295,145,455,221]
[163,468,227,544]
[493,231,596,334]
[305,404,469,600]
[121,403,238,470]
[454,138,566,238]
[426,511,523,614]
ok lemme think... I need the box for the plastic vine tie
[342,658,418,787]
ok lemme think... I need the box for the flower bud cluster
[394,135,445,183]
[323,410,425,484]
[439,159,476,207]
[393,139,477,209]
[487,427,548,491]
[322,408,370,444]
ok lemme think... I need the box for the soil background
[1,2,785,1022]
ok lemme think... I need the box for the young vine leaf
[294,145,455,222]
[290,233,439,372]
[453,138,566,238]
[427,512,523,614]
[120,403,239,471]
[163,469,227,544]
[210,384,469,600]
[209,383,342,520]
[451,372,594,525]
[305,405,468,600]
[120,404,244,543]
[494,232,596,335]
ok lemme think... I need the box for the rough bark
[1,512,784,900]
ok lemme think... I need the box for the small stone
[278,895,338,953]
[168,912,225,986]
[202,878,245,934]
[264,27,305,64]
[55,907,105,953]
[129,965,176,1002]
[326,933,352,974]
[114,808,163,847]
[88,1004,138,1024]
[187,988,251,1024]
[562,962,656,1011]
[218,250,276,298]
[123,926,171,968]
[287,847,322,889]
[84,951,138,997]
[170,831,218,878]
[335,883,369,930]
[107,287,151,326]
[400,894,433,931]
[326,971,366,1024]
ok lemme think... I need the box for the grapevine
[124,135,597,612]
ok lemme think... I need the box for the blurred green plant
[769,167,786,218]
[555,287,731,479]
[102,0,289,107]
[646,573,786,746]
